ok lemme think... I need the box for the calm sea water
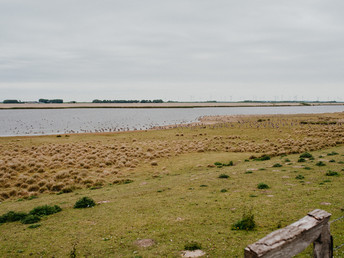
[1,105,343,136]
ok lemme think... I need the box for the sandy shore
[1,102,343,109]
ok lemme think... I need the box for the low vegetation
[184,241,202,251]
[257,183,270,189]
[231,210,256,231]
[0,204,61,225]
[73,197,96,208]
[0,112,343,256]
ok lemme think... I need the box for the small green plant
[249,194,258,198]
[327,151,339,156]
[299,152,313,159]
[284,158,290,162]
[295,175,305,180]
[298,158,306,163]
[316,161,326,166]
[232,210,256,231]
[184,241,202,251]
[226,161,234,166]
[326,171,339,176]
[29,205,62,216]
[199,185,208,187]
[21,215,41,224]
[74,197,96,208]
[259,168,266,171]
[218,174,229,179]
[277,221,282,228]
[245,171,253,174]
[272,163,282,167]
[257,183,270,189]
[329,159,336,163]
[304,167,312,170]
[220,189,228,193]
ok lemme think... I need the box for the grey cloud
[0,0,344,101]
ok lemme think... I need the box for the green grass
[1,147,342,257]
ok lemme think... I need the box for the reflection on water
[0,105,343,136]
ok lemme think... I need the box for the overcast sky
[1,0,344,102]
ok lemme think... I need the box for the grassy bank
[0,113,344,257]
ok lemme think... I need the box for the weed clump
[255,155,270,161]
[316,161,326,166]
[327,151,339,156]
[74,197,96,208]
[220,189,228,193]
[232,210,256,231]
[0,211,27,223]
[21,215,41,224]
[184,241,202,251]
[257,183,270,189]
[29,205,62,216]
[300,152,314,159]
[295,175,305,180]
[0,203,61,225]
[298,158,306,163]
[214,161,233,167]
[326,171,339,176]
[272,163,282,167]
[218,174,229,179]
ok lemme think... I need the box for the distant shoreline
[1,102,343,109]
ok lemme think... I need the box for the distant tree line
[3,99,20,103]
[92,99,164,103]
[38,99,63,103]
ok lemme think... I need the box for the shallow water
[1,105,343,136]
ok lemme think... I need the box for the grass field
[0,113,344,257]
